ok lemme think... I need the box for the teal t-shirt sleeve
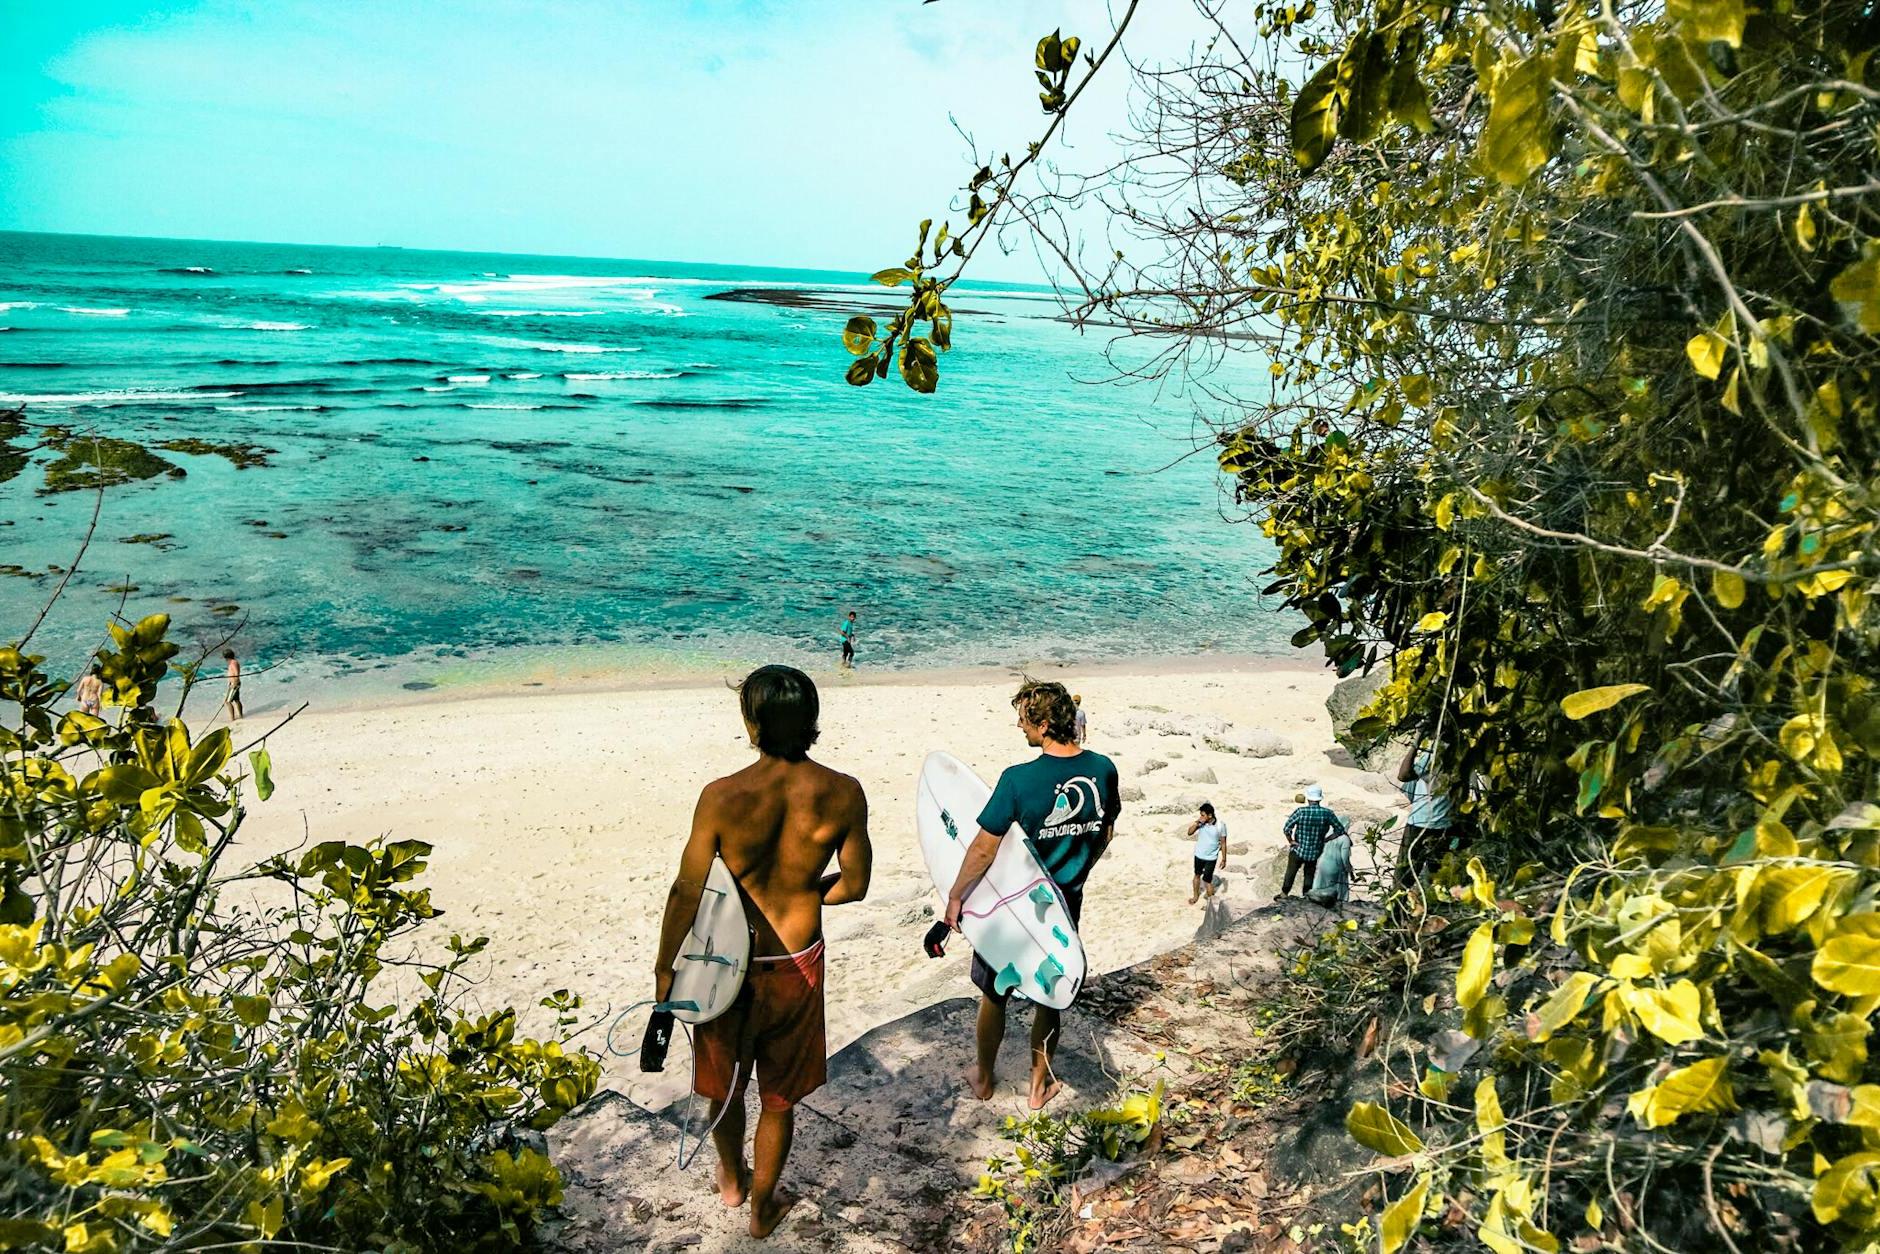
[977,769,1018,835]
[1102,760,1122,824]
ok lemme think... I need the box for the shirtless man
[653,665,871,1240]
[221,649,243,722]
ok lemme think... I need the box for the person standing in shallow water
[945,679,1121,1110]
[838,611,857,669]
[221,650,243,722]
[652,665,871,1240]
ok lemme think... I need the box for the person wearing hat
[1279,785,1346,900]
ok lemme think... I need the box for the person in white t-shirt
[1186,802,1227,904]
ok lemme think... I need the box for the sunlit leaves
[1625,1056,1736,1127]
[1479,55,1553,186]
[1560,684,1651,720]
[1346,1101,1424,1156]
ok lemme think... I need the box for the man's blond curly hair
[1011,678,1078,744]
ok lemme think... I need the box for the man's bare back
[701,757,869,956]
[649,664,870,1239]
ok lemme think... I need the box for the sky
[0,1,1205,278]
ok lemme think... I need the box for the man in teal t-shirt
[945,679,1121,1110]
[839,612,857,668]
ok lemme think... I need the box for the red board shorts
[694,939,827,1112]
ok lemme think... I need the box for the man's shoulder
[1078,749,1118,777]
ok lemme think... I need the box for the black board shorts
[1193,855,1218,882]
[971,881,1084,1006]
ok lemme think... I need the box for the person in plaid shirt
[1278,785,1346,899]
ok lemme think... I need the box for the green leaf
[1526,971,1600,1042]
[1625,1056,1735,1127]
[842,316,878,356]
[1458,922,1495,1010]
[870,267,915,287]
[1624,980,1705,1045]
[1666,0,1745,46]
[1478,55,1553,186]
[845,355,878,387]
[1686,331,1727,380]
[1381,1175,1431,1253]
[1813,1152,1880,1224]
[1346,1100,1424,1156]
[1711,568,1746,609]
[1814,914,1880,996]
[1290,57,1344,172]
[249,747,274,801]
[1830,248,1880,333]
[1560,684,1651,720]
[900,338,939,394]
[1337,33,1390,144]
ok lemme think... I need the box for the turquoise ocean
[0,231,1282,707]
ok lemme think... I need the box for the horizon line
[0,226,1058,292]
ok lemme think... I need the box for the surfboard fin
[1051,925,1070,948]
[1035,955,1066,996]
[682,953,737,966]
[994,963,1023,997]
[1028,883,1056,920]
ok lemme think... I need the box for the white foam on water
[500,339,639,354]
[422,385,455,392]
[446,375,492,384]
[1,388,236,405]
[504,372,544,380]
[564,370,684,381]
[0,302,37,312]
[466,403,544,410]
[220,405,322,412]
[245,321,311,331]
[61,307,130,317]
[477,309,605,318]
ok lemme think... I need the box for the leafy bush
[973,1082,1167,1254]
[0,613,597,1250]
[845,0,1877,1248]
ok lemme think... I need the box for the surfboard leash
[604,998,745,1172]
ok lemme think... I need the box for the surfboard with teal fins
[664,855,750,1025]
[915,750,1087,1010]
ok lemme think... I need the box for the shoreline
[232,655,1393,1092]
[223,646,1321,720]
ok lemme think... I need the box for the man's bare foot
[1028,1078,1064,1111]
[716,1160,750,1208]
[749,1189,799,1239]
[1187,893,1198,905]
[964,1064,995,1101]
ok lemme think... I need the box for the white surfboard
[916,750,1087,1010]
[666,856,750,1025]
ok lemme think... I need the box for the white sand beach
[236,658,1402,1089]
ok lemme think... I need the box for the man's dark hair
[88,663,102,676]
[738,665,820,760]
[222,650,236,660]
[1012,678,1078,744]
[1200,802,1216,818]
[847,611,856,618]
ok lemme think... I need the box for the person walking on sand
[1394,739,1456,900]
[945,679,1120,1110]
[1186,802,1227,904]
[221,649,243,722]
[1307,824,1353,908]
[652,665,871,1240]
[1072,693,1088,745]
[1278,785,1345,900]
[838,611,858,669]
[75,663,104,717]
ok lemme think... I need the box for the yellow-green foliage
[845,0,1876,1248]
[0,614,598,1251]
[975,1082,1165,1253]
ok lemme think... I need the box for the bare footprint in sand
[750,1190,799,1239]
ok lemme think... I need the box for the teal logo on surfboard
[941,809,958,841]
